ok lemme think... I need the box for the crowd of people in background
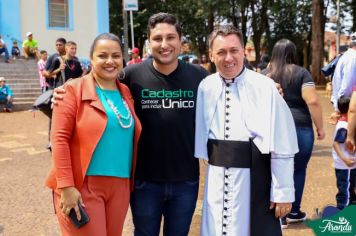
[0,11,355,236]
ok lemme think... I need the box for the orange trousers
[54,176,130,236]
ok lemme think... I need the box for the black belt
[207,139,252,168]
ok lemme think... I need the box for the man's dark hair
[56,38,67,44]
[40,50,47,54]
[147,13,182,39]
[208,25,244,49]
[337,96,350,114]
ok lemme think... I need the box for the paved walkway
[0,89,338,235]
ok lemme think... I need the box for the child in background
[11,41,21,59]
[332,96,356,209]
[37,50,49,93]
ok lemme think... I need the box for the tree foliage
[109,0,354,83]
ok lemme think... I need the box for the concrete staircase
[0,58,42,111]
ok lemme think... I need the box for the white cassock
[195,68,299,236]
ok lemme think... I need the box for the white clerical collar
[219,66,247,85]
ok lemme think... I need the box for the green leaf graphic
[305,205,356,236]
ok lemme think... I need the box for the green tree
[268,0,312,66]
[249,0,270,63]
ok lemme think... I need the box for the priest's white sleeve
[270,153,295,203]
[194,82,209,160]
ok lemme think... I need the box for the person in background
[256,54,269,73]
[346,86,356,153]
[43,38,67,89]
[45,33,141,236]
[0,35,11,63]
[22,32,40,60]
[332,96,356,210]
[180,40,191,54]
[263,38,325,228]
[182,55,190,63]
[195,25,298,236]
[37,50,49,93]
[191,58,199,64]
[46,40,83,151]
[199,54,211,73]
[11,41,21,59]
[329,32,356,124]
[127,47,143,65]
[142,52,150,61]
[51,41,83,82]
[244,57,254,70]
[79,58,91,76]
[42,37,67,151]
[0,77,13,112]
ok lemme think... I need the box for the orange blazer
[46,73,141,192]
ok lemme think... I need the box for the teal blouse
[86,87,134,178]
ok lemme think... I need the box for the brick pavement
[0,90,338,236]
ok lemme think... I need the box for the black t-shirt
[263,65,314,127]
[47,56,83,87]
[123,59,209,182]
[45,53,59,71]
[45,53,61,88]
[59,58,83,81]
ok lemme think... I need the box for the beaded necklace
[95,80,133,129]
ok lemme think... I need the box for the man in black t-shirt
[43,38,67,89]
[123,13,208,236]
[51,41,83,82]
[41,38,66,150]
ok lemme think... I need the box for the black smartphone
[68,204,90,228]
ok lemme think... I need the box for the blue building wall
[0,0,109,57]
[0,0,22,47]
[96,0,109,34]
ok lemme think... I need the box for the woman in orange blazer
[46,33,141,236]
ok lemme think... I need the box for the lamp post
[122,8,129,62]
[123,0,138,59]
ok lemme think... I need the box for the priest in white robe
[195,25,299,236]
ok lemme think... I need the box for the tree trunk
[249,0,268,64]
[240,7,248,44]
[208,4,214,34]
[311,0,325,84]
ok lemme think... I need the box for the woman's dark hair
[147,13,182,39]
[89,33,122,59]
[268,39,298,87]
